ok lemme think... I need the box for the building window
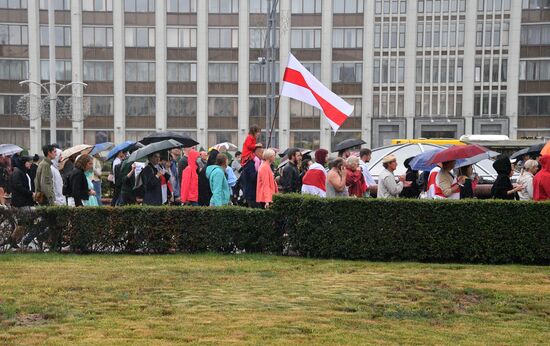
[0,95,23,115]
[124,0,155,12]
[82,0,112,11]
[249,97,266,117]
[291,0,321,13]
[249,62,280,82]
[83,61,113,81]
[40,25,71,46]
[125,62,155,82]
[126,96,155,116]
[521,24,550,45]
[418,0,466,13]
[374,58,404,84]
[344,98,362,117]
[375,0,407,14]
[83,96,114,117]
[0,24,27,45]
[208,97,237,117]
[167,97,196,117]
[375,23,406,49]
[333,0,363,13]
[475,93,506,116]
[0,59,28,80]
[520,60,550,81]
[291,29,321,49]
[333,28,363,48]
[250,0,279,13]
[40,60,71,81]
[82,27,113,47]
[40,0,70,10]
[208,28,238,48]
[250,28,279,48]
[167,62,197,82]
[167,0,196,12]
[301,62,321,80]
[332,63,362,83]
[479,0,511,11]
[523,0,550,9]
[167,27,196,48]
[208,63,238,82]
[0,0,27,8]
[125,27,155,47]
[209,0,238,13]
[519,95,550,116]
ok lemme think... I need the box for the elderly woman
[377,155,410,199]
[256,149,278,208]
[517,159,539,200]
[345,156,366,197]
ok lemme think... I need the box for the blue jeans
[92,180,103,206]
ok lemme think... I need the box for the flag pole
[266,96,280,148]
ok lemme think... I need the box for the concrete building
[0,0,547,155]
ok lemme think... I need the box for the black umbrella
[278,147,312,158]
[333,138,366,152]
[126,139,183,164]
[526,143,546,157]
[510,147,530,160]
[140,131,199,147]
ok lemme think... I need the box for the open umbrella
[278,148,312,158]
[212,142,238,152]
[409,148,443,172]
[333,138,366,153]
[510,147,530,160]
[89,142,114,157]
[277,149,314,169]
[429,144,490,164]
[126,139,183,165]
[61,144,93,161]
[455,150,500,168]
[140,131,199,147]
[526,143,545,157]
[541,141,550,156]
[0,144,23,156]
[107,141,136,161]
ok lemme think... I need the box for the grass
[0,254,548,345]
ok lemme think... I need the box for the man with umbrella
[334,138,365,159]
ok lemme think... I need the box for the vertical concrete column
[506,0,522,139]
[113,0,125,143]
[196,0,208,146]
[362,0,375,147]
[320,0,332,150]
[278,0,291,149]
[155,0,167,132]
[462,0,478,135]
[71,0,84,144]
[238,0,249,148]
[404,0,418,139]
[28,0,41,153]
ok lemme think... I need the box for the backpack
[62,171,72,196]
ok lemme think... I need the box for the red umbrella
[429,144,490,164]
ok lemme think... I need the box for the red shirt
[241,134,257,166]
[534,155,550,201]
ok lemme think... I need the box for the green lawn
[0,254,548,345]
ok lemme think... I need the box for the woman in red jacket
[534,155,550,201]
[180,149,200,206]
[241,125,261,166]
[345,156,367,198]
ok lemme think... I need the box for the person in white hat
[377,154,410,199]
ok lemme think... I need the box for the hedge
[0,206,281,255]
[1,195,549,264]
[271,195,550,264]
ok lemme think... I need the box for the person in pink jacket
[256,149,278,208]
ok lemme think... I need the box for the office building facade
[0,0,547,155]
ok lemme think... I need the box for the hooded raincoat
[198,149,219,206]
[180,149,200,203]
[534,155,550,201]
[491,157,516,200]
[206,164,230,206]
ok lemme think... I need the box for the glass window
[125,62,155,82]
[126,96,155,116]
[292,0,321,13]
[0,24,27,45]
[291,28,321,49]
[40,0,70,10]
[208,63,238,82]
[208,97,237,117]
[39,25,71,46]
[125,0,154,12]
[167,0,196,12]
[208,28,238,48]
[332,63,362,83]
[83,96,114,117]
[83,0,113,11]
[83,61,113,81]
[125,27,155,47]
[209,0,238,13]
[167,97,197,117]
[0,59,28,80]
[167,62,197,82]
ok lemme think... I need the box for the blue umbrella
[409,149,443,172]
[107,141,136,161]
[89,142,114,157]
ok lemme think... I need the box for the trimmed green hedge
[0,206,281,254]
[272,195,550,264]
[1,195,549,264]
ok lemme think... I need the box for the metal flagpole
[265,0,279,148]
[48,0,57,144]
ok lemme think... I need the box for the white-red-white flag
[280,53,354,132]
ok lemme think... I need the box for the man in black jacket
[141,153,166,206]
[280,148,302,193]
[10,156,35,207]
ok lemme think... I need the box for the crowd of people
[0,127,549,210]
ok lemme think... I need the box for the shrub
[272,195,550,264]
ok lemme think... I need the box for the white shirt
[517,172,534,200]
[359,161,376,187]
[112,157,122,183]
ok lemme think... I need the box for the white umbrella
[212,142,238,152]
[61,144,93,161]
[0,144,23,156]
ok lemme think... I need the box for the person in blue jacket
[206,154,231,206]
